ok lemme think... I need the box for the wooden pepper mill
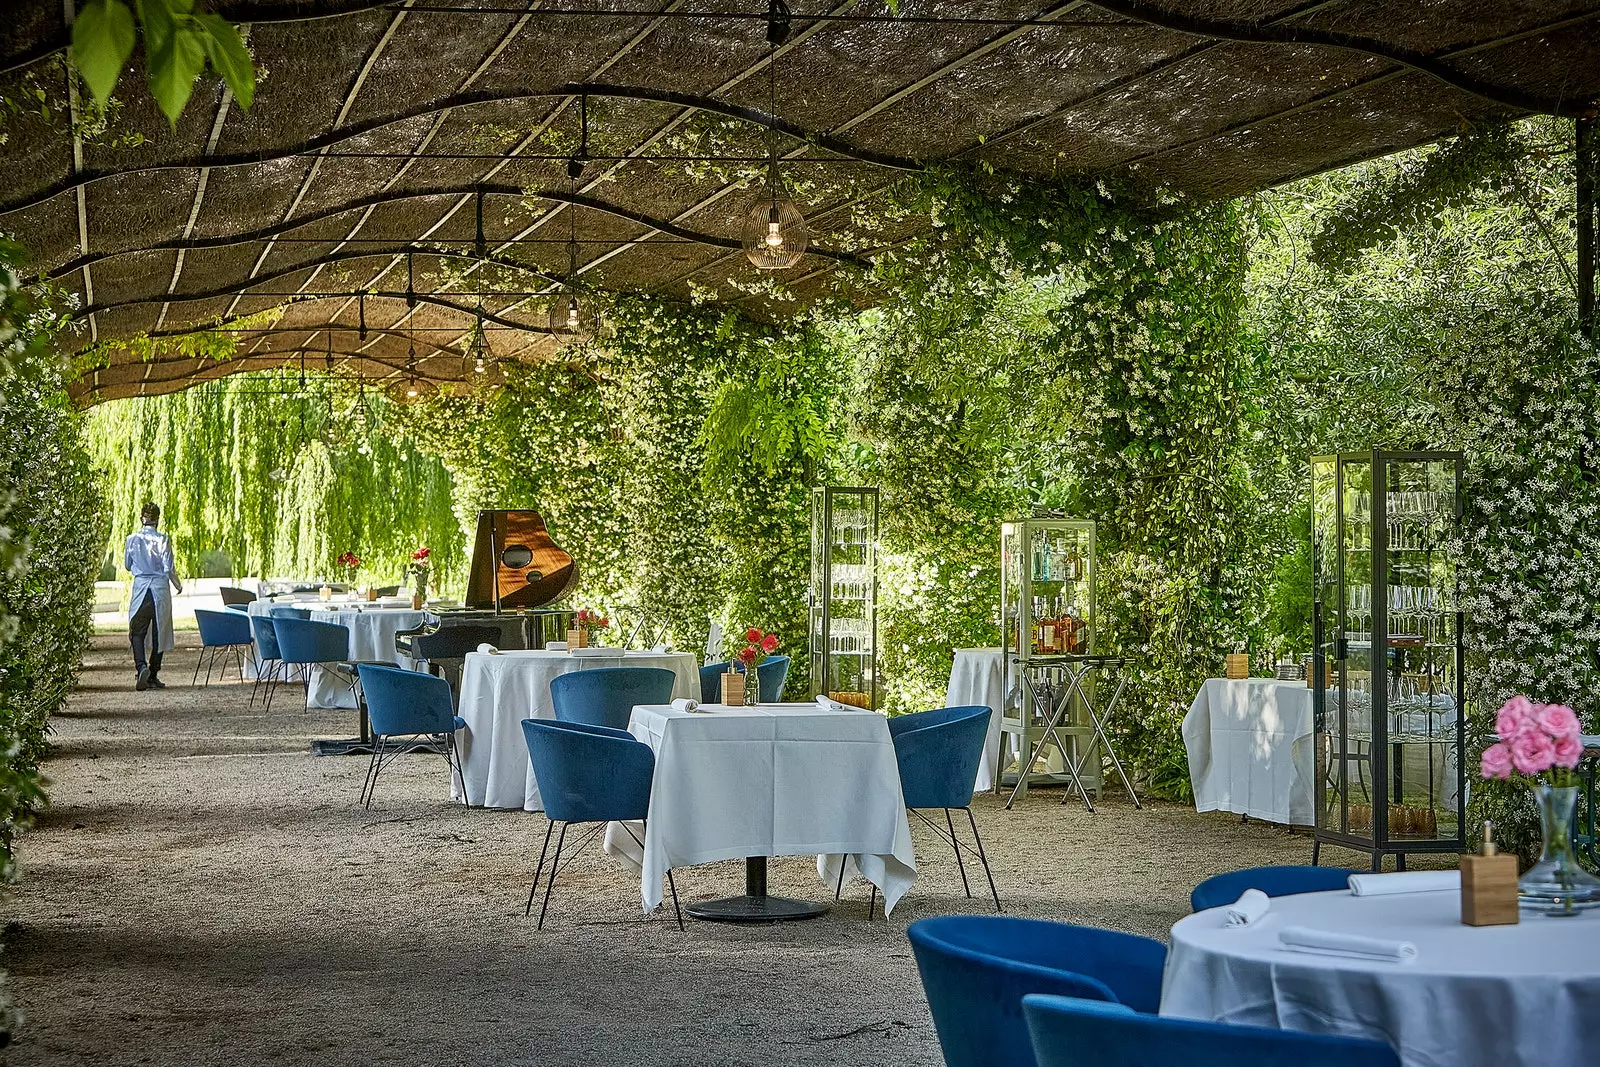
[1460,820,1519,927]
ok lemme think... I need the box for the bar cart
[1311,451,1465,871]
[999,518,1136,810]
[809,486,879,710]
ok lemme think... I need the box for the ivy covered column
[1046,199,1257,798]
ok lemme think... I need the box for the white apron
[130,573,178,656]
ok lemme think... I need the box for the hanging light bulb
[743,21,807,271]
[460,301,503,390]
[386,334,438,404]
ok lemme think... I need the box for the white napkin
[1224,888,1270,927]
[670,697,700,713]
[1347,871,1458,897]
[816,695,849,713]
[1279,925,1417,962]
[475,643,500,655]
[651,643,672,653]
[546,641,569,651]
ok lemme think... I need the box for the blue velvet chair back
[889,705,990,809]
[195,608,253,648]
[699,660,729,704]
[521,718,655,824]
[272,617,350,666]
[549,666,677,730]
[358,664,457,736]
[908,916,1168,1067]
[250,615,282,660]
[219,585,258,606]
[1021,994,1401,1067]
[266,605,311,619]
[1189,865,1352,912]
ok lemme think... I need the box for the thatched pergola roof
[1,1,1596,404]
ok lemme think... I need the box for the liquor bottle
[1041,594,1057,655]
[1031,596,1047,654]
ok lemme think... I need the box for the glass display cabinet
[809,487,878,710]
[998,518,1098,801]
[1311,451,1465,871]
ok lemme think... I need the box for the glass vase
[742,662,760,706]
[1518,783,1600,916]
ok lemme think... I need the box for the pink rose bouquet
[1480,695,1585,786]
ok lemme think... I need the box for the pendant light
[548,97,598,343]
[461,299,503,389]
[743,2,808,271]
[387,327,437,404]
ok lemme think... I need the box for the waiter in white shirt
[125,502,182,691]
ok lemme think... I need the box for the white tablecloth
[944,647,1013,792]
[1162,888,1600,1067]
[304,606,431,709]
[1182,678,1315,825]
[601,703,917,915]
[453,649,699,810]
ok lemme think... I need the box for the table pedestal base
[686,857,829,923]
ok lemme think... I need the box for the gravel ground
[4,635,1336,1066]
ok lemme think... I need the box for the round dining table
[452,648,700,810]
[1161,886,1600,1067]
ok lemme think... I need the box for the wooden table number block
[1461,821,1519,927]
[720,670,744,706]
[1225,653,1250,680]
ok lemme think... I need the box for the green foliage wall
[82,372,466,588]
[0,244,107,882]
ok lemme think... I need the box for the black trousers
[129,591,164,677]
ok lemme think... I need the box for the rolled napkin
[1278,925,1417,963]
[651,643,672,653]
[546,641,569,651]
[1347,870,1459,897]
[475,643,501,655]
[670,697,700,713]
[1224,888,1271,927]
[816,695,849,713]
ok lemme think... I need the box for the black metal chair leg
[537,823,568,930]
[835,855,848,900]
[191,648,205,687]
[965,807,1001,913]
[665,868,684,930]
[1312,837,1321,866]
[363,736,388,810]
[526,820,556,916]
[946,807,972,898]
[447,733,467,805]
[868,883,877,921]
[359,742,381,808]
[204,647,217,687]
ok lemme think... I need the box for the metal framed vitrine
[998,518,1100,800]
[809,486,879,710]
[1311,450,1465,871]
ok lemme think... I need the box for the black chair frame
[836,804,1001,918]
[526,819,682,931]
[192,641,252,687]
[359,729,466,810]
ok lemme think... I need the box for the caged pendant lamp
[743,1,807,271]
[461,300,503,388]
[548,99,600,343]
[386,331,437,404]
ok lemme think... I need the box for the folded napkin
[651,643,672,653]
[546,641,569,651]
[670,697,700,713]
[1347,871,1458,897]
[1279,925,1417,963]
[816,695,849,713]
[1224,888,1271,927]
[475,643,501,655]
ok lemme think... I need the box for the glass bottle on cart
[808,487,879,710]
[1311,451,1465,871]
[998,518,1096,799]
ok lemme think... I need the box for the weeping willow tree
[82,370,466,589]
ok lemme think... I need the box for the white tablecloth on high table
[453,649,699,810]
[1162,888,1600,1067]
[1182,678,1315,825]
[601,702,917,914]
[944,647,1017,793]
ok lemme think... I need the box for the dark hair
[140,502,161,525]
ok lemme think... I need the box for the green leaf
[146,18,206,127]
[195,13,254,109]
[71,0,136,108]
